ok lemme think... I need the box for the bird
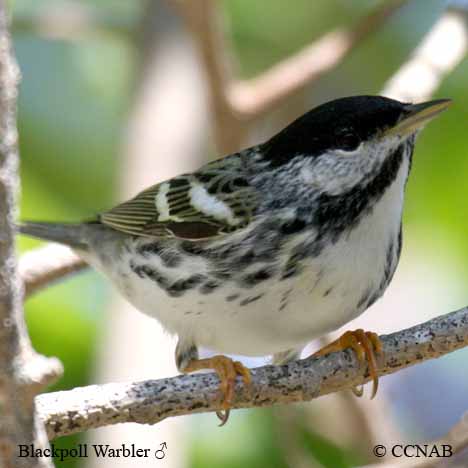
[19,95,450,424]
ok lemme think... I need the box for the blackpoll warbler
[20,95,451,424]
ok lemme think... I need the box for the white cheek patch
[189,184,238,225]
[301,135,406,196]
[300,153,346,193]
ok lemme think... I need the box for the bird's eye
[337,132,360,151]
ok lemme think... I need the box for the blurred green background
[12,0,468,467]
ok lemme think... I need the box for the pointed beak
[383,98,452,138]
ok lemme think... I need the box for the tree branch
[37,306,468,439]
[19,244,87,298]
[0,1,63,466]
[174,0,247,154]
[230,0,409,118]
[383,3,468,101]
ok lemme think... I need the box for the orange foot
[184,355,251,426]
[312,329,383,398]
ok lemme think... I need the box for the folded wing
[100,157,258,240]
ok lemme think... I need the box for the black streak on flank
[137,242,164,257]
[373,234,400,304]
[288,240,325,265]
[236,250,256,268]
[234,248,276,271]
[279,288,292,312]
[281,253,305,280]
[179,241,206,256]
[167,274,206,297]
[130,261,169,289]
[281,262,303,280]
[130,262,206,297]
[226,294,240,302]
[239,294,264,306]
[212,270,232,281]
[356,233,401,312]
[396,224,403,260]
[199,280,220,295]
[240,268,275,288]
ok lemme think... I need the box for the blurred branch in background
[175,0,409,153]
[0,2,62,467]
[383,2,468,100]
[20,244,86,298]
[174,0,246,154]
[228,0,409,119]
[12,0,133,41]
[37,306,468,438]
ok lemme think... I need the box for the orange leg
[184,355,251,426]
[312,329,383,398]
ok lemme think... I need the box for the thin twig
[37,306,468,439]
[174,0,247,154]
[230,0,409,118]
[19,244,87,298]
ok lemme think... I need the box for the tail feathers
[18,222,89,249]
